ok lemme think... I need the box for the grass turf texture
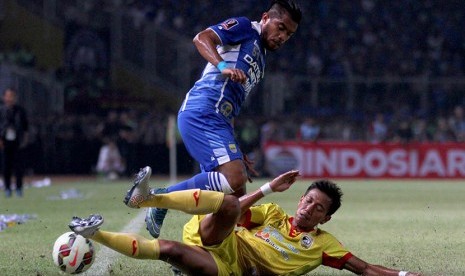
[0,177,463,275]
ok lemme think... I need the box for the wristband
[398,271,408,276]
[216,61,228,72]
[260,182,273,196]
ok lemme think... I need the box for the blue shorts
[178,109,243,172]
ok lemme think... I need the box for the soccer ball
[52,232,95,274]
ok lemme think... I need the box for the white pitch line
[82,210,146,276]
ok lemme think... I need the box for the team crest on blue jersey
[220,19,239,30]
[301,235,313,249]
[229,143,237,153]
[219,101,233,117]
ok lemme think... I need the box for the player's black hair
[268,0,302,24]
[305,180,343,216]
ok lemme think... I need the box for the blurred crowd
[18,104,464,177]
[120,0,465,120]
[48,0,465,76]
[2,0,465,176]
[119,0,464,77]
[0,44,36,68]
[24,109,172,178]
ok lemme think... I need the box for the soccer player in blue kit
[134,0,302,238]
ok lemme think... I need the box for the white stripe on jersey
[251,21,262,35]
[217,44,241,56]
[215,80,229,114]
[180,92,190,111]
[214,44,241,113]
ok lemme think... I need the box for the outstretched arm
[238,170,300,216]
[344,255,421,276]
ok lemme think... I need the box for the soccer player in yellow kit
[183,203,352,275]
[70,169,421,276]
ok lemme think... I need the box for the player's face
[261,11,298,51]
[294,189,332,231]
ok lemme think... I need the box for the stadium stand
[0,0,464,175]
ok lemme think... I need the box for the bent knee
[217,160,248,195]
[221,169,248,191]
[159,240,184,261]
[225,177,247,194]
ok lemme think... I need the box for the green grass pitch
[0,176,463,275]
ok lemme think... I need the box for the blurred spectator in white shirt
[448,105,465,142]
[297,117,320,141]
[367,113,388,143]
[96,139,125,180]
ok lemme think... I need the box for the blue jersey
[180,17,266,120]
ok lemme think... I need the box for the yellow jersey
[183,203,352,275]
[236,203,352,275]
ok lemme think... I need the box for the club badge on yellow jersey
[301,234,313,249]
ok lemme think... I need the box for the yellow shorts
[183,215,242,276]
